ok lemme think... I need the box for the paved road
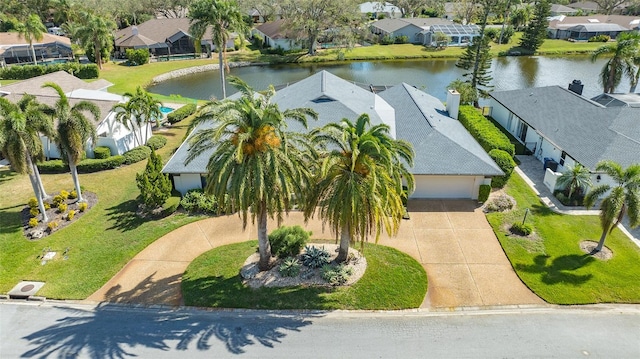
[1,302,638,358]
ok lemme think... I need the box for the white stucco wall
[411,175,482,199]
[172,173,203,195]
[390,25,424,43]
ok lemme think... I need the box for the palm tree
[591,32,640,94]
[74,12,116,69]
[556,163,592,200]
[189,0,246,99]
[584,160,640,252]
[305,114,415,263]
[0,95,54,221]
[185,77,318,270]
[112,87,162,147]
[17,14,47,65]
[43,82,100,203]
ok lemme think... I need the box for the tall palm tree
[43,82,100,203]
[185,77,318,270]
[0,95,54,221]
[584,160,640,252]
[591,32,640,94]
[556,163,592,200]
[74,12,116,69]
[189,0,246,99]
[112,87,162,147]
[17,14,47,65]
[305,114,415,263]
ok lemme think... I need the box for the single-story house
[114,18,236,58]
[0,71,152,159]
[369,18,480,46]
[0,32,73,65]
[488,83,640,191]
[360,2,402,19]
[550,4,579,16]
[252,20,301,51]
[566,1,600,13]
[163,71,503,199]
[547,15,640,40]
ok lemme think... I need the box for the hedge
[37,160,68,174]
[123,145,152,165]
[146,135,167,150]
[93,146,111,159]
[489,149,516,188]
[125,49,150,66]
[37,156,125,173]
[0,63,99,80]
[167,104,197,124]
[478,184,491,203]
[458,106,515,156]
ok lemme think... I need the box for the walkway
[88,200,543,309]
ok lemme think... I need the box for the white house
[252,20,300,51]
[370,18,480,46]
[163,71,503,199]
[0,71,152,159]
[359,2,402,19]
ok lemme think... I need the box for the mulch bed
[580,240,613,261]
[22,191,98,240]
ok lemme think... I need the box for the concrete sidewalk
[88,200,543,309]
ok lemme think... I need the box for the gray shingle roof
[489,86,640,169]
[114,18,218,48]
[0,71,112,96]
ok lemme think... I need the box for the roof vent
[568,79,583,95]
[132,26,139,36]
[312,95,335,103]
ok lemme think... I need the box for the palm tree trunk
[594,228,608,252]
[130,119,141,147]
[257,201,272,271]
[336,224,351,263]
[95,44,103,70]
[218,50,226,99]
[68,158,84,202]
[31,161,48,200]
[26,154,48,222]
[31,43,38,65]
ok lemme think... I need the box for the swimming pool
[159,106,174,115]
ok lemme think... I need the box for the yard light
[522,208,529,225]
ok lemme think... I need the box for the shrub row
[458,106,515,156]
[37,156,125,173]
[93,146,111,159]
[123,145,152,165]
[489,149,516,188]
[146,135,167,150]
[0,63,99,80]
[167,103,197,124]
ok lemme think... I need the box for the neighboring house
[163,71,503,199]
[0,32,72,65]
[550,4,579,16]
[0,71,152,159]
[488,83,640,190]
[252,20,301,51]
[360,2,402,19]
[547,14,640,40]
[566,1,600,13]
[114,18,236,58]
[370,18,480,46]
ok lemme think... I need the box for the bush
[485,194,515,212]
[588,34,610,42]
[321,264,353,286]
[59,190,69,200]
[0,63,99,80]
[37,160,68,173]
[30,207,40,217]
[76,155,125,172]
[44,202,51,210]
[489,149,516,188]
[511,222,533,236]
[136,149,172,210]
[166,103,197,124]
[29,218,39,227]
[28,197,38,209]
[278,257,302,277]
[394,35,409,44]
[123,146,152,165]
[253,34,264,49]
[57,203,68,213]
[380,34,394,45]
[458,106,515,156]
[268,225,311,258]
[78,202,88,212]
[125,48,150,65]
[93,146,111,159]
[484,27,499,41]
[498,26,515,44]
[301,245,331,269]
[146,135,167,150]
[69,190,77,199]
[47,221,59,231]
[180,189,219,214]
[67,210,76,221]
[52,195,64,206]
[478,184,491,203]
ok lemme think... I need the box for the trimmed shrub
[59,190,69,200]
[123,146,152,165]
[278,257,302,277]
[458,106,515,156]
[78,202,88,212]
[52,195,64,206]
[37,160,68,174]
[301,245,331,269]
[29,218,39,227]
[166,103,197,124]
[47,221,59,231]
[180,189,220,214]
[394,35,409,44]
[489,149,516,188]
[588,34,610,42]
[30,207,40,217]
[76,155,125,173]
[146,135,167,150]
[380,34,394,45]
[0,63,99,80]
[125,48,150,65]
[69,190,77,199]
[511,222,533,236]
[57,203,68,213]
[67,210,76,221]
[44,202,51,210]
[268,225,311,258]
[485,194,515,212]
[93,146,111,159]
[28,197,38,208]
[478,184,491,203]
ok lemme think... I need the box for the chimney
[446,89,460,120]
[132,26,139,36]
[568,79,583,95]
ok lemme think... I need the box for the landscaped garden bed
[23,190,97,240]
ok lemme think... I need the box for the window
[559,151,566,166]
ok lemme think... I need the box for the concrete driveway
[88,200,542,309]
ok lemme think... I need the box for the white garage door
[410,175,476,199]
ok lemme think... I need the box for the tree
[433,31,450,49]
[74,12,116,70]
[189,0,246,99]
[519,0,551,53]
[584,160,640,253]
[447,79,479,105]
[592,0,627,15]
[556,163,592,200]
[395,0,429,17]
[43,82,100,203]
[456,36,493,106]
[136,149,172,210]
[591,32,640,94]
[112,87,160,147]
[237,0,281,22]
[185,77,318,270]
[17,14,47,65]
[306,114,415,263]
[280,0,360,55]
[510,5,533,31]
[0,95,54,221]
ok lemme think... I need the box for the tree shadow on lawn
[105,199,148,232]
[0,207,23,235]
[515,254,595,285]
[21,302,319,357]
[0,169,18,184]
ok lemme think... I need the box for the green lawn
[182,240,427,310]
[486,173,640,304]
[0,120,203,299]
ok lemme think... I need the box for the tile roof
[489,86,640,169]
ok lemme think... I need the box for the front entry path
[88,200,543,309]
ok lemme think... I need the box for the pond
[148,56,629,102]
